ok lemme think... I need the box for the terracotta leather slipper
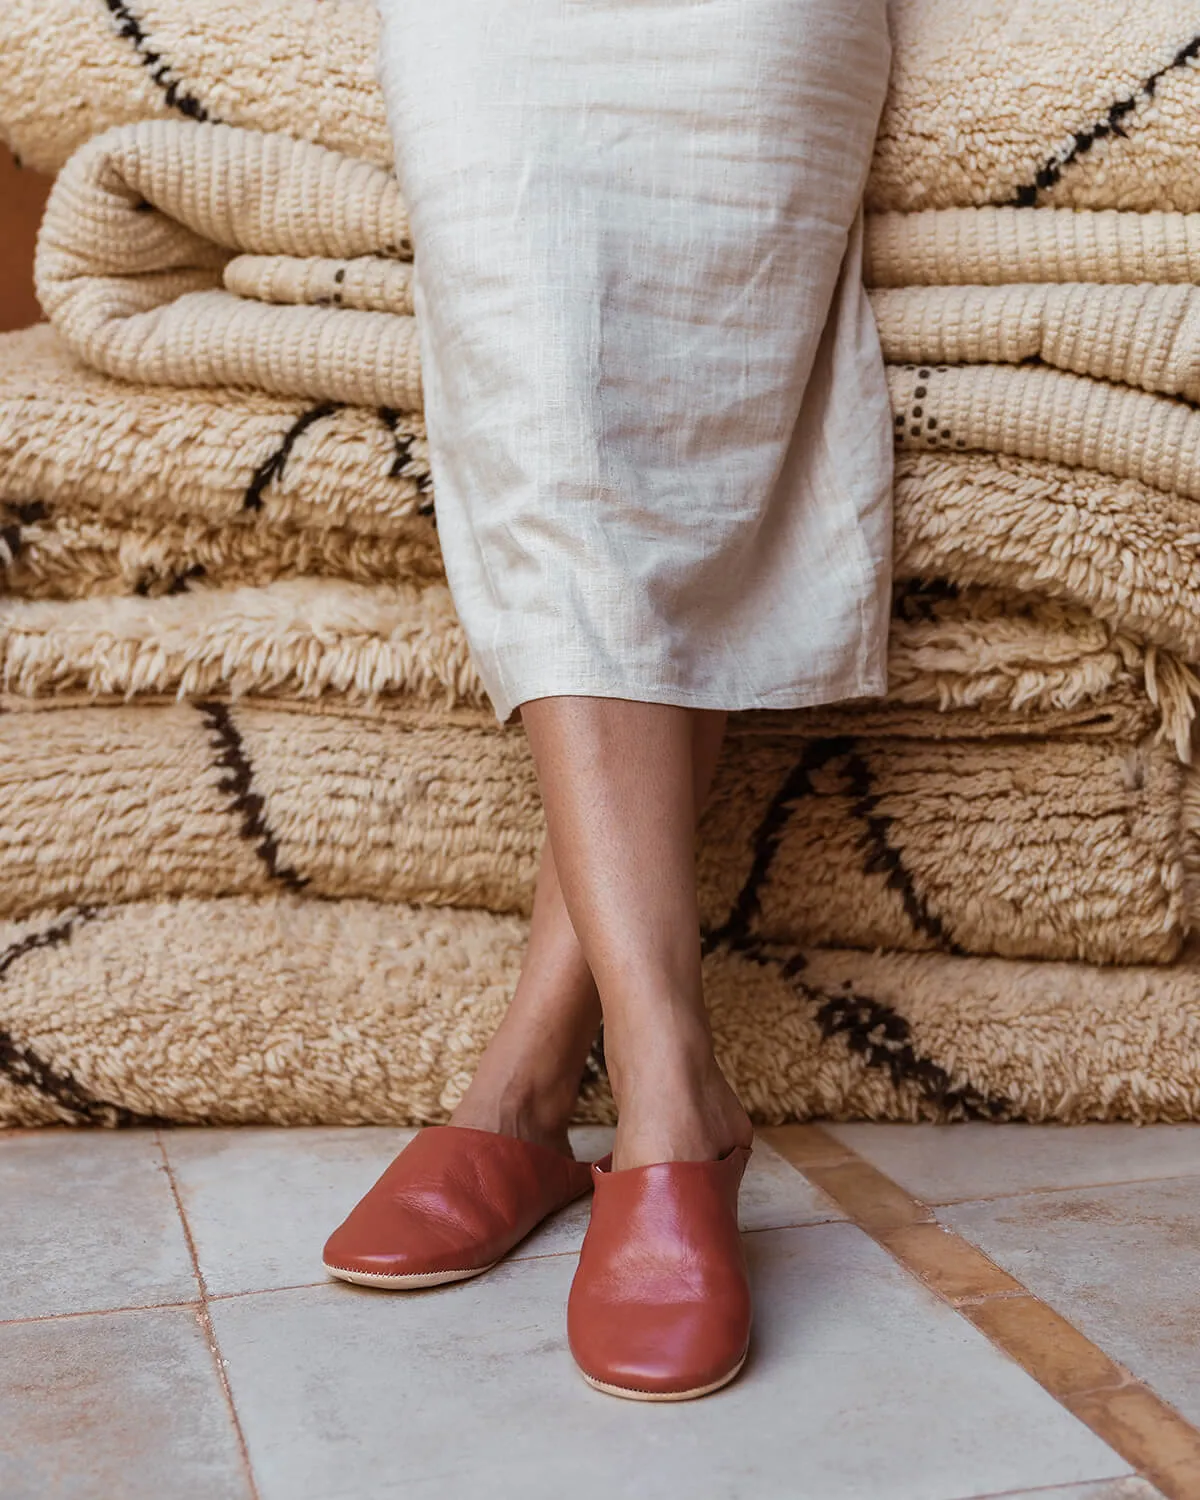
[323,1125,597,1289]
[567,1144,753,1400]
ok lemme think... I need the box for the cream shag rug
[1,577,1194,757]
[5,329,1200,752]
[0,327,432,542]
[5,895,1200,1129]
[0,698,1184,965]
[6,6,1200,1127]
[3,0,1200,214]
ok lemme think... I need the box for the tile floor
[2,1122,1197,1500]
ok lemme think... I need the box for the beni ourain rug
[6,892,1200,1130]
[7,4,1200,1125]
[0,696,1185,966]
[4,0,1200,214]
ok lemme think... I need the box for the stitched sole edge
[323,1260,500,1290]
[579,1351,748,1403]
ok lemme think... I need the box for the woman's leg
[519,698,752,1170]
[448,837,600,1155]
[449,708,731,1161]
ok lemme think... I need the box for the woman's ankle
[608,1044,752,1170]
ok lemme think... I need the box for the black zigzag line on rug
[0,907,160,1126]
[811,977,1011,1121]
[101,0,216,124]
[377,407,436,516]
[702,736,853,954]
[134,563,207,598]
[243,401,344,512]
[695,728,991,1115]
[893,576,961,625]
[196,702,310,891]
[716,937,1011,1122]
[841,747,967,957]
[0,501,49,570]
[703,734,962,957]
[1008,31,1200,206]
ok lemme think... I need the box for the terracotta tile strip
[763,1124,1200,1500]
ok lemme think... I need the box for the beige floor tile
[163,1124,418,1296]
[0,1305,252,1500]
[825,1124,1200,1206]
[940,1176,1200,1429]
[166,1126,842,1298]
[0,1130,196,1321]
[210,1221,1126,1500]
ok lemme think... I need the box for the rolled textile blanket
[0,576,1195,756]
[35,121,420,408]
[865,206,1200,288]
[865,206,1200,493]
[0,698,1182,964]
[893,453,1200,669]
[6,684,1162,746]
[0,328,433,542]
[887,363,1200,503]
[0,578,478,706]
[885,584,1199,762]
[875,283,1200,402]
[5,894,1200,1128]
[4,0,1200,214]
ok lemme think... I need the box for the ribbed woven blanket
[6,893,1200,1128]
[865,207,1200,287]
[4,0,1200,214]
[0,698,1181,965]
[36,122,419,408]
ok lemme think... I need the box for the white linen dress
[375,0,894,724]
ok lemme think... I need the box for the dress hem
[489,665,890,727]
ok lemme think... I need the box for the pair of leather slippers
[322,1125,753,1402]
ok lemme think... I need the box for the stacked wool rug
[5,0,1200,1128]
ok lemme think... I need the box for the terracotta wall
[0,144,52,332]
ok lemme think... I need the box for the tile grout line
[763,1124,1200,1500]
[155,1129,263,1500]
[903,1168,1200,1210]
[962,1478,1143,1500]
[192,1213,852,1301]
[0,1297,203,1328]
